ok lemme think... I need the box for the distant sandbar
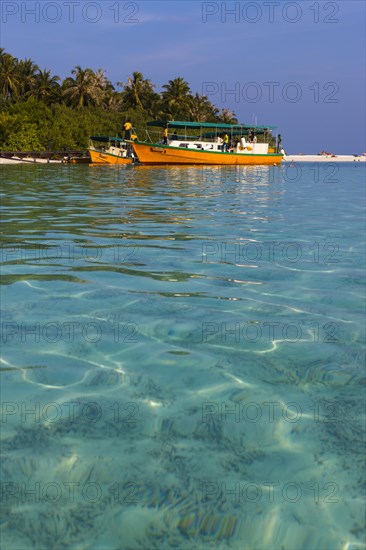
[283,154,365,162]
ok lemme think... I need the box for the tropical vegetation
[0,50,238,151]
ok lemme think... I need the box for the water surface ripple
[1,163,365,549]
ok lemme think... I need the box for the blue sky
[1,0,365,153]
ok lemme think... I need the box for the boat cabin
[170,139,269,155]
[145,121,278,155]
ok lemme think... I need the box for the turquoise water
[1,162,365,550]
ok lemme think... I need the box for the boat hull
[130,141,282,165]
[88,149,133,165]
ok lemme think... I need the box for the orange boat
[88,136,134,165]
[128,121,283,166]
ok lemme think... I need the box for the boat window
[179,143,188,148]
[195,144,202,148]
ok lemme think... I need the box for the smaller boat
[88,136,134,164]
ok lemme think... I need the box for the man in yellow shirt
[123,120,132,140]
[223,133,229,152]
[163,125,168,145]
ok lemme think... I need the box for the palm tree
[33,69,60,103]
[102,91,124,112]
[89,69,113,107]
[217,108,238,124]
[188,93,219,122]
[161,77,192,119]
[62,66,96,107]
[0,53,20,100]
[17,58,39,98]
[63,66,114,108]
[118,71,156,111]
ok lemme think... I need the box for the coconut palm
[17,58,39,98]
[103,92,124,112]
[62,66,96,107]
[188,93,219,122]
[0,53,20,100]
[217,108,238,124]
[161,77,192,119]
[89,69,113,106]
[118,71,156,111]
[33,69,60,103]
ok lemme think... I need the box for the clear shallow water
[0,163,365,550]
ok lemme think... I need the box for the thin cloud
[138,13,189,24]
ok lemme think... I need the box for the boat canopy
[146,121,276,133]
[203,131,253,138]
[90,136,125,143]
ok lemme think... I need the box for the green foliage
[6,123,43,151]
[0,49,238,151]
[0,112,15,144]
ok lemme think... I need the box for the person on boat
[277,134,282,153]
[216,135,223,149]
[124,120,132,140]
[163,125,168,145]
[222,133,229,152]
[172,131,178,141]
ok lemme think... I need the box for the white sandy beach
[0,157,63,164]
[283,154,365,162]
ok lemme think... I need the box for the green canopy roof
[90,136,125,143]
[146,120,276,131]
[203,131,252,138]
